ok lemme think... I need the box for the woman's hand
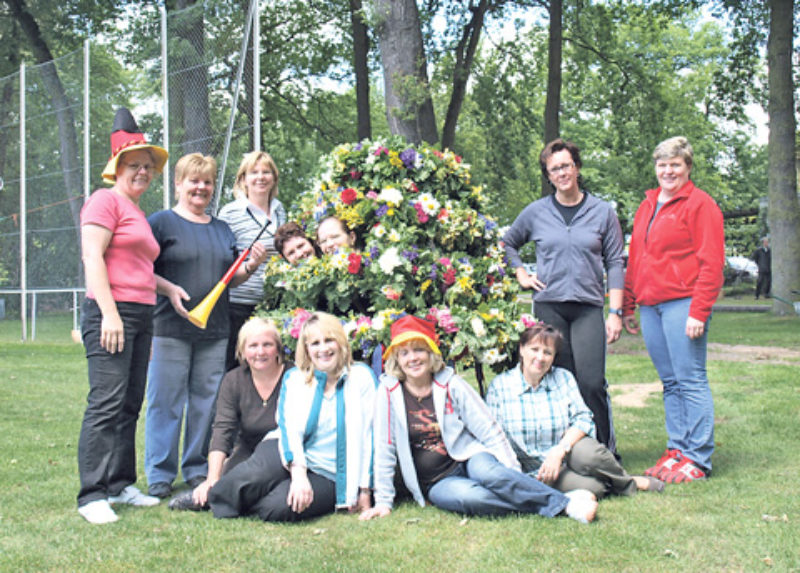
[249,242,268,266]
[350,490,372,514]
[537,446,565,485]
[606,314,622,344]
[623,315,640,335]
[100,312,125,354]
[166,284,191,319]
[359,506,391,521]
[192,477,217,506]
[515,266,546,291]
[287,466,314,514]
[685,316,705,339]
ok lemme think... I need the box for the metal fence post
[161,5,170,211]
[253,0,260,151]
[20,62,27,342]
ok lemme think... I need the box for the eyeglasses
[122,162,155,173]
[547,162,575,176]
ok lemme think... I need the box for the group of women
[75,107,723,527]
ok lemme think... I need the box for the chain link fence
[0,0,258,337]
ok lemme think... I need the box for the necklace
[252,367,281,407]
[404,382,432,403]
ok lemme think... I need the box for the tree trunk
[349,0,371,141]
[374,0,438,145]
[767,0,800,315]
[7,0,82,232]
[441,0,489,150]
[542,0,563,196]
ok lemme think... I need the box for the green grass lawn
[0,312,798,571]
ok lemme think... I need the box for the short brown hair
[274,222,315,260]
[519,322,564,356]
[539,138,582,181]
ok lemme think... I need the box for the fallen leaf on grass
[405,518,421,525]
[761,514,789,522]
[762,557,773,566]
[313,528,326,535]
[663,549,678,558]
[459,517,469,526]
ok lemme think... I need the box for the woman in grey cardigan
[503,138,625,454]
[359,316,598,524]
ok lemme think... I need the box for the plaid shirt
[486,365,595,473]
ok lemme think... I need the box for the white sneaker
[78,499,119,524]
[108,485,160,507]
[564,489,598,524]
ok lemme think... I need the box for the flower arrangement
[258,136,528,373]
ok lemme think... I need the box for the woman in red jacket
[623,136,724,484]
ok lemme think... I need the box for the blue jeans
[77,299,153,507]
[639,298,714,470]
[144,336,227,485]
[427,452,568,517]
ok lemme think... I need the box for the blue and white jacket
[265,362,377,509]
[372,366,520,509]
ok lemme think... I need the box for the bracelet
[244,261,252,274]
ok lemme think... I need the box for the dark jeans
[225,302,256,372]
[533,301,616,452]
[77,298,153,507]
[755,272,771,299]
[208,439,336,522]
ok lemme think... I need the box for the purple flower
[400,148,417,169]
[481,286,489,295]
[376,205,389,217]
[370,246,380,259]
[458,257,469,264]
[354,143,363,151]
[478,213,497,231]
[402,248,419,261]
[429,265,438,280]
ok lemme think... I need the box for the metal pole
[161,5,170,210]
[20,62,27,342]
[31,292,37,341]
[84,39,91,201]
[253,0,261,151]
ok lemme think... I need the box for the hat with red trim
[101,107,168,184]
[382,315,441,360]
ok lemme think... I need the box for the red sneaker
[644,449,681,479]
[664,457,708,483]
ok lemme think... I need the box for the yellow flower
[421,279,432,292]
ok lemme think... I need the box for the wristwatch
[608,307,623,317]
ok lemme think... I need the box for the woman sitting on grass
[182,312,376,521]
[359,315,598,524]
[486,322,665,498]
[168,318,290,510]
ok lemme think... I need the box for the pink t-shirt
[81,188,160,304]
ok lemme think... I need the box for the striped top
[217,196,286,305]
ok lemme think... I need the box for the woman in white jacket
[203,312,377,521]
[359,315,597,523]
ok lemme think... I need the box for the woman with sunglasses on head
[503,138,625,457]
[218,151,287,371]
[487,322,664,499]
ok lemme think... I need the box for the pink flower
[289,308,313,338]
[520,314,537,328]
[349,169,362,180]
[415,203,429,223]
[428,307,459,334]
[443,268,456,286]
[438,257,451,266]
[366,191,378,199]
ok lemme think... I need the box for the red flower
[487,275,495,287]
[443,268,456,286]
[341,188,357,205]
[347,252,362,274]
[349,169,362,180]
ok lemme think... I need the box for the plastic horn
[186,220,271,329]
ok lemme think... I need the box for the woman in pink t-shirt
[76,108,168,525]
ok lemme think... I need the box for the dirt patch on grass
[612,382,662,408]
[706,343,800,364]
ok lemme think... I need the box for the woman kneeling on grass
[487,322,665,498]
[180,312,376,521]
[359,316,598,524]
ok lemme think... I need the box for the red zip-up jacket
[623,180,724,323]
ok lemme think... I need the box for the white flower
[373,224,387,238]
[330,252,348,270]
[490,282,505,295]
[417,193,440,215]
[378,247,402,274]
[482,348,507,365]
[470,317,487,337]
[372,314,385,330]
[388,229,401,242]
[458,262,474,275]
[378,186,403,206]
[343,320,357,336]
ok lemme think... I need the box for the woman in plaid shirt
[486,323,664,498]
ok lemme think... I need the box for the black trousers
[533,301,616,453]
[224,302,256,372]
[755,272,771,299]
[208,439,336,521]
[77,299,153,506]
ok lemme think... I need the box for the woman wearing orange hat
[360,315,598,524]
[77,108,168,524]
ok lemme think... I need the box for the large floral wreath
[257,137,532,373]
